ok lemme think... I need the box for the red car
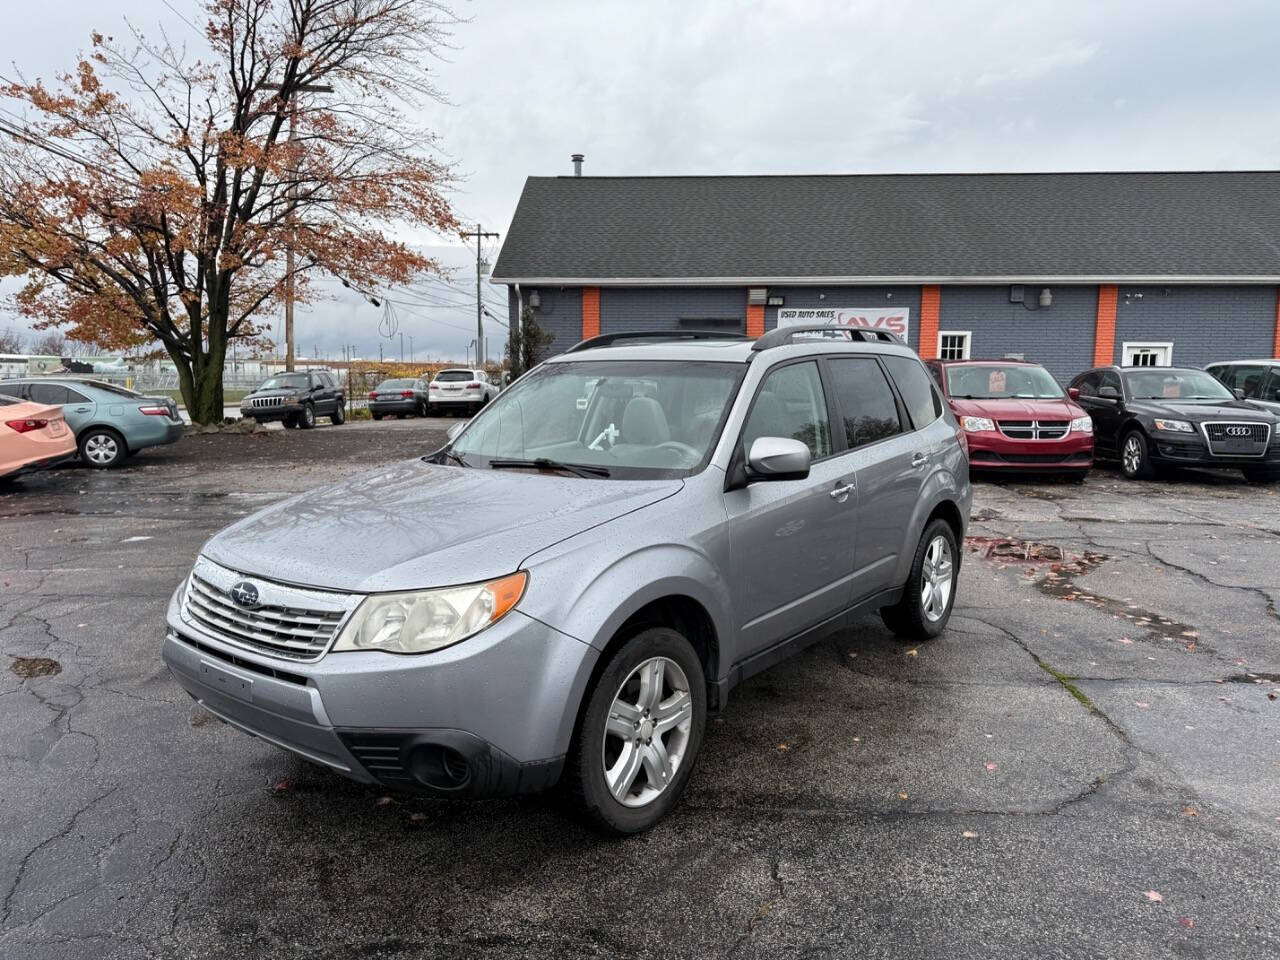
[926,359,1094,479]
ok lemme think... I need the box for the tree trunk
[167,341,226,425]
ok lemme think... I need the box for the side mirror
[1233,387,1246,400]
[446,422,466,442]
[747,437,810,480]
[1098,385,1120,400]
[1067,387,1080,400]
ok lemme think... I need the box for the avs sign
[776,307,910,342]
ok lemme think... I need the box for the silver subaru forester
[163,327,971,833]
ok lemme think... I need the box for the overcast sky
[4,0,1280,361]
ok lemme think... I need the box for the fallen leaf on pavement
[1181,806,1197,817]
[1118,637,1134,645]
[408,812,427,823]
[1136,702,1151,709]
[897,792,909,800]
[961,830,979,838]
[906,649,919,658]
[984,762,999,772]
[1178,917,1195,929]
[271,779,292,794]
[375,795,394,806]
[1144,890,1164,903]
[776,743,789,751]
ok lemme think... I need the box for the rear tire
[78,427,127,469]
[566,628,706,835]
[396,413,407,420]
[330,404,345,425]
[371,413,382,421]
[880,518,959,641]
[1120,429,1155,480]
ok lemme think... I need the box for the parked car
[1068,365,1280,482]
[0,378,182,469]
[240,370,345,428]
[427,368,499,415]
[1205,359,1280,415]
[368,378,429,420]
[926,359,1093,480]
[163,327,971,834]
[0,394,76,478]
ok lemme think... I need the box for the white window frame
[937,330,972,361]
[1122,341,1173,367]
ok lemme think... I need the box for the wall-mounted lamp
[767,295,785,306]
[528,290,541,310]
[1038,287,1052,308]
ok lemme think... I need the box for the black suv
[1069,365,1280,482]
[240,370,345,429]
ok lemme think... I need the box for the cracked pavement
[2,423,1278,959]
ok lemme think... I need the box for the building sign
[776,307,910,342]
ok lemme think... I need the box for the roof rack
[564,330,751,353]
[750,325,903,351]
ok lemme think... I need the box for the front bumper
[240,402,303,423]
[965,430,1094,471]
[1149,433,1280,469]
[163,591,596,797]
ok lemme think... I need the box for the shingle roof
[491,171,1280,283]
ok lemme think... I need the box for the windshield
[435,370,474,382]
[945,364,1064,399]
[448,359,746,478]
[376,379,415,390]
[1125,369,1233,401]
[259,373,309,391]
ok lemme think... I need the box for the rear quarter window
[883,355,943,429]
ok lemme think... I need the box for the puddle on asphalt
[965,536,1202,647]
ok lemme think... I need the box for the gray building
[491,169,1280,378]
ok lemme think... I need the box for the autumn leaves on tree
[0,0,458,423]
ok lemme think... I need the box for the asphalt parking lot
[2,420,1278,960]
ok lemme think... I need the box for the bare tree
[0,327,24,353]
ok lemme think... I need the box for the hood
[948,396,1084,421]
[201,459,683,593]
[1126,398,1280,422]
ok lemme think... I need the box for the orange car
[0,394,76,478]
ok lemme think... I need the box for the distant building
[492,167,1280,377]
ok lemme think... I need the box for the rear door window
[825,357,904,450]
[883,355,942,429]
[28,383,73,405]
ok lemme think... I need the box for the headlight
[961,416,996,433]
[333,572,527,655]
[1153,419,1194,433]
[1070,416,1093,434]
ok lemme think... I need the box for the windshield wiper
[422,449,469,467]
[488,457,611,478]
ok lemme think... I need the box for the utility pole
[460,224,499,365]
[399,331,404,362]
[409,335,414,363]
[263,81,333,371]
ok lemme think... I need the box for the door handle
[911,452,929,467]
[829,482,855,502]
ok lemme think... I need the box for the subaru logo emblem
[230,580,260,609]
[1226,426,1250,438]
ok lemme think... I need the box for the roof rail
[564,330,751,353]
[750,325,903,352]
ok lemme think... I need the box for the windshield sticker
[988,370,1007,393]
[1163,382,1180,398]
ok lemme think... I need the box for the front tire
[298,403,316,429]
[1120,429,1155,479]
[79,428,127,469]
[1243,467,1280,483]
[567,628,706,835]
[880,518,959,641]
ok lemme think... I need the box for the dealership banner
[775,307,910,342]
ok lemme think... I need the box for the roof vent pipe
[571,153,584,177]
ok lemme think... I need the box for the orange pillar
[746,301,765,338]
[918,285,941,358]
[582,287,600,339]
[1094,285,1118,366]
[1273,287,1280,358]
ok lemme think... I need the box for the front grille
[1200,421,1271,458]
[179,558,358,661]
[997,420,1070,440]
[248,396,285,408]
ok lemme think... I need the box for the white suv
[428,368,499,416]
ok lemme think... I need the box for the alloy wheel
[1123,436,1142,476]
[601,656,694,808]
[84,433,119,465]
[920,534,954,623]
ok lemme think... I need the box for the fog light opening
[410,744,472,791]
